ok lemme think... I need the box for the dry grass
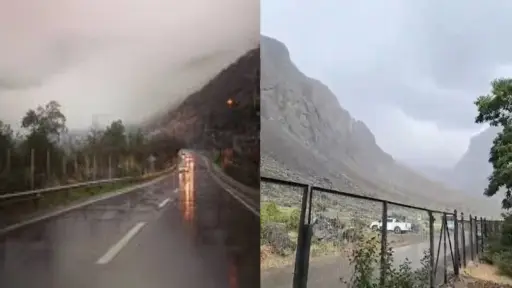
[260,242,344,270]
[260,244,296,270]
[461,262,512,286]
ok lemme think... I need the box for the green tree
[20,100,68,187]
[102,120,127,153]
[0,121,14,173]
[22,100,67,139]
[475,78,512,208]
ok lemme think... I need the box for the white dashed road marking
[96,222,147,265]
[158,198,171,209]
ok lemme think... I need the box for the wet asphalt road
[0,152,259,288]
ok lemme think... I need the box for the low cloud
[0,0,259,129]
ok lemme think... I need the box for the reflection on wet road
[0,152,259,288]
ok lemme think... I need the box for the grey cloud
[0,0,259,129]
[411,0,512,91]
[262,0,512,166]
[319,0,512,131]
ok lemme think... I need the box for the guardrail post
[453,210,460,276]
[429,211,435,288]
[461,212,466,267]
[380,201,388,287]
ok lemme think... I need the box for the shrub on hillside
[341,234,431,288]
[483,213,512,277]
[261,201,300,231]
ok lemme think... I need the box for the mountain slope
[260,35,500,216]
[148,47,260,187]
[450,126,500,196]
[408,127,501,199]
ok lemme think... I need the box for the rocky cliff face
[411,127,501,198]
[450,126,500,196]
[260,35,500,216]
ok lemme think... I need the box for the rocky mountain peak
[260,35,501,216]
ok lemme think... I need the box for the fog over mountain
[410,126,502,198]
[0,0,259,130]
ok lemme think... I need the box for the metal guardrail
[0,177,133,200]
[0,165,176,201]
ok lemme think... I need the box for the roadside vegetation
[469,78,512,285]
[481,213,512,277]
[342,234,431,288]
[0,100,184,194]
[0,100,184,227]
[259,198,428,272]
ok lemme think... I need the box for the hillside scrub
[482,213,512,278]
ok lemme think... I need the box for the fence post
[46,149,51,181]
[93,154,97,181]
[461,212,466,267]
[74,155,78,179]
[30,148,35,190]
[303,188,314,285]
[443,213,448,284]
[62,155,67,180]
[484,218,488,239]
[474,216,479,258]
[293,185,310,288]
[469,215,474,261]
[85,155,90,180]
[108,154,112,179]
[429,211,435,288]
[453,210,460,276]
[480,217,484,254]
[380,201,388,287]
[6,148,10,174]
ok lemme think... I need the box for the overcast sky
[0,0,259,130]
[261,0,512,168]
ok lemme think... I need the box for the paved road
[262,231,470,288]
[0,152,259,288]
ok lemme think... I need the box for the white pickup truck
[370,218,412,234]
